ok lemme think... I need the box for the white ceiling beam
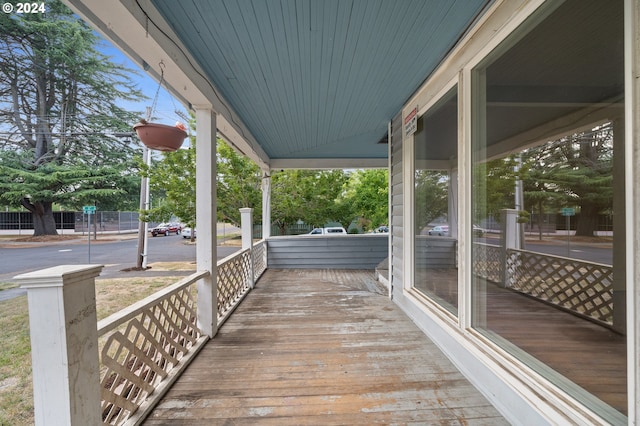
[269,158,388,170]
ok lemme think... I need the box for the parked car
[307,227,347,235]
[151,222,182,237]
[428,225,449,236]
[182,227,196,239]
[374,226,389,234]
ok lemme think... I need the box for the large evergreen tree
[521,123,613,237]
[0,0,144,235]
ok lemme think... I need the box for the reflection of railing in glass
[505,249,613,326]
[473,242,614,327]
[472,243,501,283]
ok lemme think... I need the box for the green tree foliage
[473,157,518,225]
[143,138,262,231]
[217,140,262,226]
[414,170,449,231]
[0,1,144,234]
[144,144,391,237]
[143,145,196,228]
[520,123,613,237]
[339,169,388,232]
[271,170,349,233]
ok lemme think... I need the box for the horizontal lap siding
[415,237,457,268]
[390,112,403,295]
[267,235,388,269]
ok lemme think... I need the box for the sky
[97,37,189,128]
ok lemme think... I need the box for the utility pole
[136,106,152,269]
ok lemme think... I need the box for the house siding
[389,111,403,299]
[267,235,388,269]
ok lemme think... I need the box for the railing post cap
[239,207,253,213]
[15,264,104,288]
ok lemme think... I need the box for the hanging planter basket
[133,122,188,152]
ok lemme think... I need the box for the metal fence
[0,211,139,233]
[74,211,140,233]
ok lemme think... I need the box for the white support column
[624,0,640,421]
[195,106,218,338]
[240,207,255,288]
[448,168,459,239]
[261,172,271,239]
[500,208,520,288]
[15,265,104,426]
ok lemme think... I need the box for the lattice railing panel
[217,249,252,322]
[253,240,267,279]
[98,271,208,425]
[506,249,613,325]
[473,243,502,283]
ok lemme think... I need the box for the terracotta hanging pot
[133,121,187,152]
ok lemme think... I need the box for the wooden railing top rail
[97,270,210,336]
[508,247,612,268]
[473,242,501,249]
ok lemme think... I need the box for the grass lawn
[0,269,189,426]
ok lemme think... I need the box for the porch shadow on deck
[145,269,507,425]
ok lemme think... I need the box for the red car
[151,222,182,237]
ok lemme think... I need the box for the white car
[428,225,449,236]
[182,227,196,239]
[307,227,347,235]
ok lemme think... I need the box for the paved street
[1,230,613,302]
[482,235,613,265]
[0,231,241,301]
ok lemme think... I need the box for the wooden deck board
[145,269,507,425]
[485,282,627,415]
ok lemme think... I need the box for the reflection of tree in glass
[522,123,613,237]
[414,170,449,232]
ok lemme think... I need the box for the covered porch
[25,0,640,424]
[145,268,507,424]
[15,228,626,425]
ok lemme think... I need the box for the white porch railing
[253,239,267,278]
[98,239,268,425]
[98,270,209,425]
[18,236,268,426]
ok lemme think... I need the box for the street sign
[83,205,96,214]
[561,207,575,216]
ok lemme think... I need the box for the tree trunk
[22,199,58,236]
[575,202,599,237]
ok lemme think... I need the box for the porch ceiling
[66,0,489,169]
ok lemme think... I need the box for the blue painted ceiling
[151,0,489,161]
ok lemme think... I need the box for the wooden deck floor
[145,269,507,425]
[416,268,627,416]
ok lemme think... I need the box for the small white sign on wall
[404,107,417,138]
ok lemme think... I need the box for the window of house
[414,86,458,315]
[471,0,625,421]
